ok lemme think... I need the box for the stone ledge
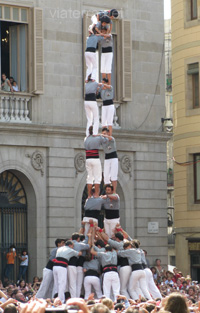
[0,123,172,142]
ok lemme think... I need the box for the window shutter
[83,14,92,96]
[121,20,132,101]
[33,7,44,94]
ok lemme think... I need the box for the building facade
[0,0,169,280]
[172,0,200,280]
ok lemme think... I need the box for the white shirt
[20,255,29,266]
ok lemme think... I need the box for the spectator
[143,250,150,268]
[32,276,41,291]
[9,77,14,85]
[12,81,19,92]
[17,280,28,293]
[1,74,13,92]
[151,267,158,281]
[4,304,17,313]
[163,292,189,313]
[17,250,28,282]
[165,271,174,285]
[155,259,165,283]
[187,286,197,302]
[173,268,181,282]
[181,281,188,291]
[4,246,16,280]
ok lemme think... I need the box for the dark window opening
[0,20,27,92]
[187,63,199,109]
[194,154,200,203]
[191,0,198,20]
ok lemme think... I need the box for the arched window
[0,170,27,281]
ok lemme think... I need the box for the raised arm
[7,79,14,92]
[90,246,98,256]
[101,194,119,201]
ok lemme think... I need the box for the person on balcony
[1,73,13,92]
[13,81,19,92]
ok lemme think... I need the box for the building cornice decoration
[26,151,44,176]
[120,155,132,177]
[74,153,85,174]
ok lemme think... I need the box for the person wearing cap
[84,126,111,198]
[53,240,81,303]
[99,79,114,135]
[101,128,118,193]
[117,241,152,301]
[91,244,120,301]
[84,75,111,137]
[101,184,120,238]
[36,239,65,299]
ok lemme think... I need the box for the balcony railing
[0,92,32,123]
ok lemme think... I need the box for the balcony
[0,92,32,123]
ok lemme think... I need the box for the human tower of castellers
[36,9,162,304]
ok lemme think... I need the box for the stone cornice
[0,123,172,143]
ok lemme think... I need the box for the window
[83,14,132,102]
[170,256,176,266]
[0,5,44,94]
[187,63,199,109]
[191,0,198,20]
[194,154,200,203]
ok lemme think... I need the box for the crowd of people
[1,226,200,313]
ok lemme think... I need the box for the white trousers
[86,159,102,185]
[104,158,118,184]
[85,51,97,81]
[84,276,102,300]
[102,105,115,127]
[101,52,113,74]
[53,266,67,303]
[77,266,84,297]
[144,268,162,299]
[68,265,77,298]
[104,217,120,238]
[68,265,83,298]
[129,270,152,300]
[36,268,54,299]
[119,266,132,299]
[83,217,98,236]
[84,101,99,136]
[103,271,120,302]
